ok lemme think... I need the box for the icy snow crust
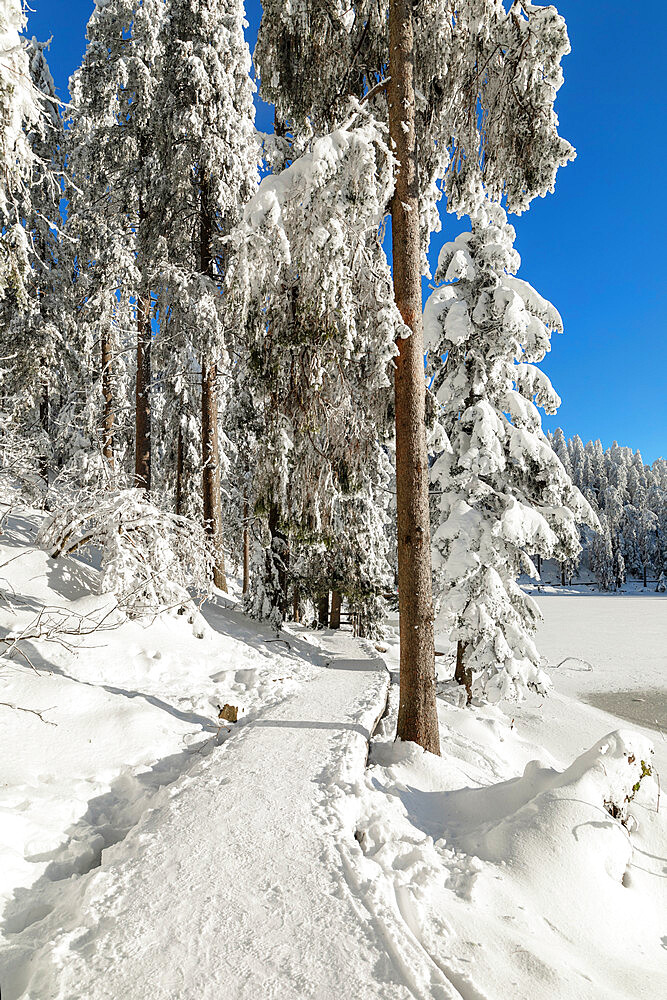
[1,505,665,998]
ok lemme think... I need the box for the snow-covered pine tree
[653,460,667,578]
[0,0,41,299]
[230,105,400,631]
[426,202,596,702]
[591,512,615,591]
[552,437,665,587]
[551,427,572,479]
[624,486,658,588]
[569,434,586,492]
[7,38,65,488]
[0,12,65,498]
[255,0,576,747]
[327,450,394,636]
[67,0,165,492]
[219,368,262,594]
[256,1,575,261]
[600,483,625,587]
[153,0,259,591]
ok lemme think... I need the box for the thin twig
[0,701,57,725]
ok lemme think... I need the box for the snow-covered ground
[350,603,666,1000]
[1,502,665,998]
[0,506,322,995]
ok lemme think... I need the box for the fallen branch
[0,602,121,669]
[264,638,291,650]
[0,701,57,725]
[542,655,595,672]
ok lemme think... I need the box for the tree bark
[202,363,227,592]
[135,289,152,492]
[135,188,151,492]
[317,592,330,629]
[200,168,227,592]
[175,420,184,516]
[388,0,440,756]
[101,329,114,473]
[330,590,342,630]
[39,376,49,487]
[454,640,473,705]
[242,496,250,595]
[268,502,289,615]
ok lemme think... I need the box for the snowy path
[6,631,420,1000]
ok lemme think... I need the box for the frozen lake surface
[582,688,667,734]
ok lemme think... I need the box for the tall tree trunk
[454,640,472,705]
[388,0,440,756]
[135,290,151,491]
[135,189,151,492]
[101,329,114,473]
[175,420,184,516]
[330,590,342,630]
[317,592,330,629]
[560,562,566,586]
[202,363,227,592]
[200,168,227,591]
[643,564,647,588]
[39,375,49,487]
[267,502,289,615]
[242,496,250,595]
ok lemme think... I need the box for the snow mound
[452,730,654,882]
[345,680,664,1000]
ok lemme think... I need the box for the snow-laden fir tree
[551,427,572,479]
[256,1,575,259]
[426,202,596,702]
[591,512,615,591]
[326,451,394,636]
[230,104,400,629]
[0,14,65,498]
[624,486,658,588]
[67,0,165,491]
[1,37,66,490]
[153,0,259,590]
[219,369,262,595]
[255,2,577,748]
[0,0,42,297]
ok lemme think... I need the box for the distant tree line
[549,430,666,590]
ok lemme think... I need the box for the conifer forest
[0,2,665,998]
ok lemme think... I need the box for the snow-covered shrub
[426,202,597,702]
[37,489,212,616]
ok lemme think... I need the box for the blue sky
[26,1,666,463]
